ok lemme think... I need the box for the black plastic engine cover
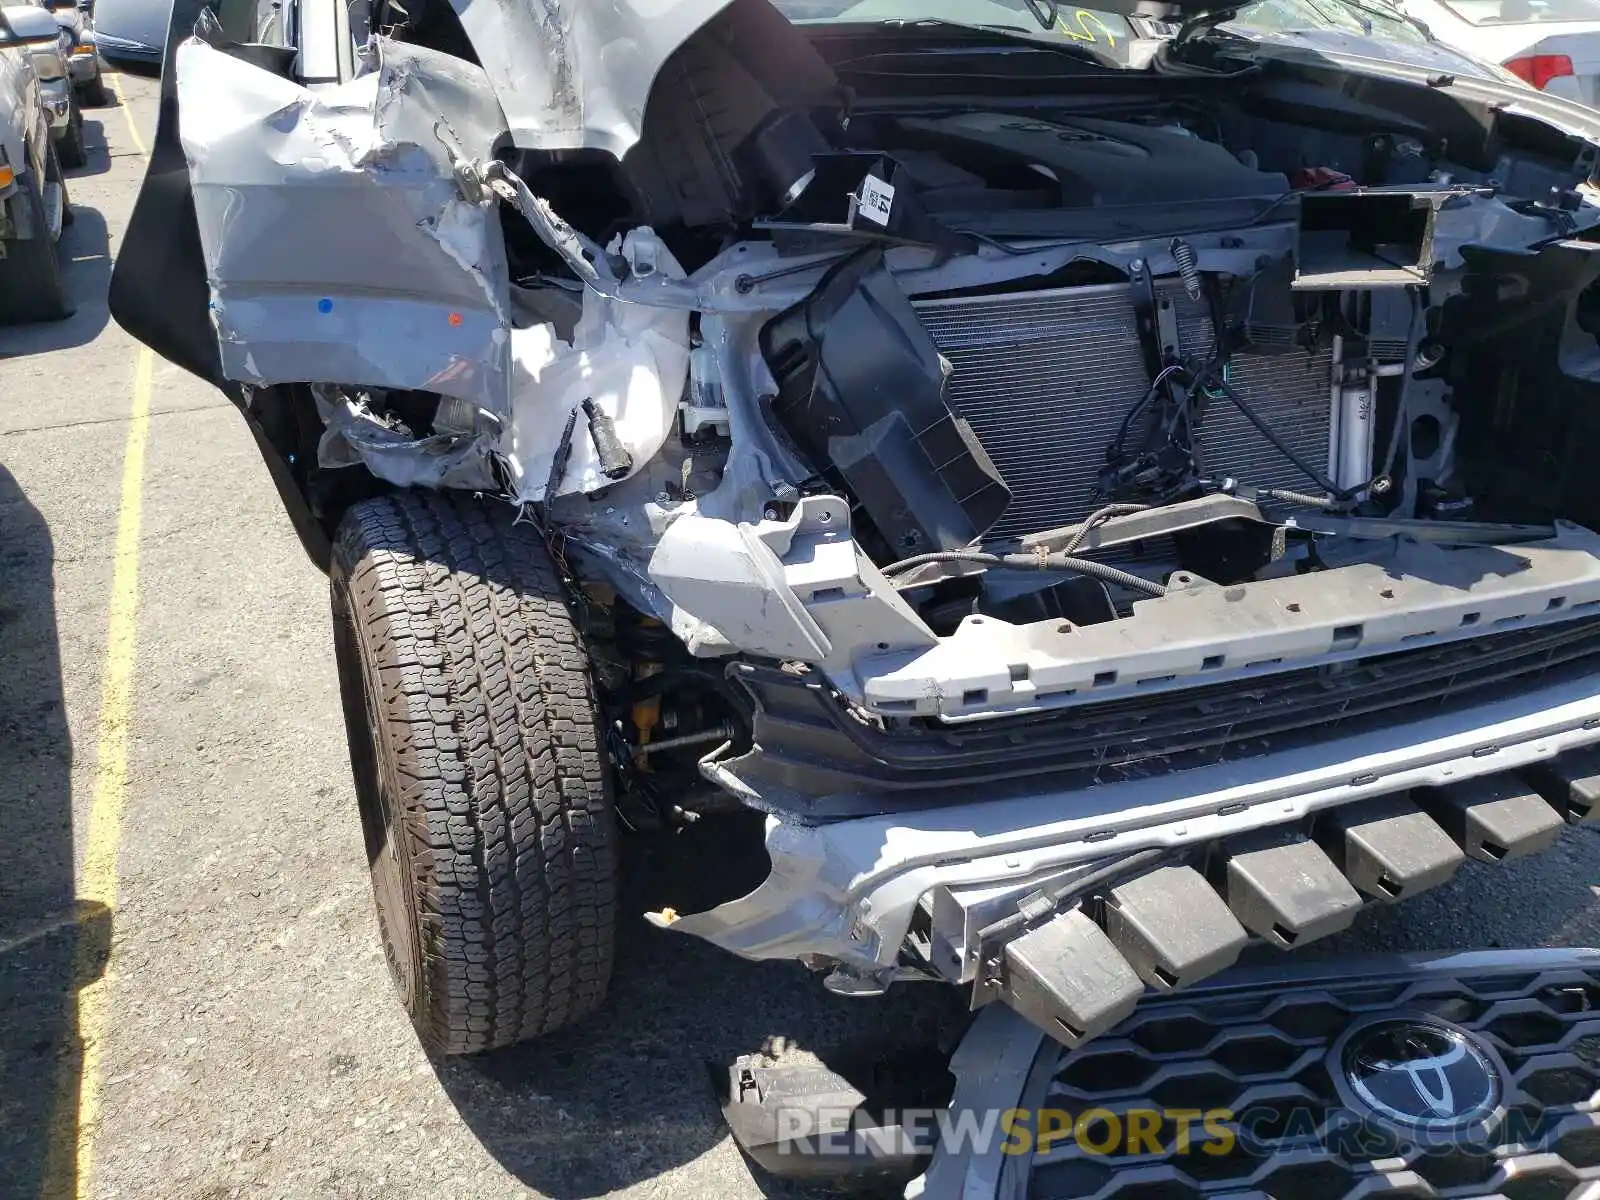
[758,247,1011,554]
[895,113,1289,208]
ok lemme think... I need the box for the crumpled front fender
[175,27,513,413]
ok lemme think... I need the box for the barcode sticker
[858,175,895,226]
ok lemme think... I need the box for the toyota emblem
[1337,1017,1502,1130]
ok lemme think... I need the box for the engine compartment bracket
[889,495,1275,590]
[1521,744,1600,823]
[997,907,1145,1049]
[1215,834,1363,948]
[1102,864,1249,992]
[1285,513,1560,545]
[862,521,1600,719]
[1019,494,1268,554]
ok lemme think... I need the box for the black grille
[718,615,1600,818]
[1023,959,1600,1200]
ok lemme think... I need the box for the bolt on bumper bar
[654,672,1600,1042]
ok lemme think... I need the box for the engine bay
[88,0,1600,1091]
[158,0,1600,816]
[531,0,1600,629]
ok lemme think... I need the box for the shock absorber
[616,612,678,769]
[1170,238,1203,303]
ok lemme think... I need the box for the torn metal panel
[505,230,692,502]
[446,0,736,157]
[176,33,513,409]
[472,158,620,295]
[313,387,502,491]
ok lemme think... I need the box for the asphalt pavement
[0,67,1595,1200]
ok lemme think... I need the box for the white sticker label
[858,175,895,226]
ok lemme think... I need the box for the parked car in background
[1397,0,1600,99]
[90,0,164,62]
[8,1,84,165]
[1138,0,1530,86]
[42,0,105,105]
[0,4,72,323]
[1206,0,1541,87]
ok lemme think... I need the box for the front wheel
[77,74,108,107]
[56,102,87,169]
[331,491,618,1056]
[0,151,71,325]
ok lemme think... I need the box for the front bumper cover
[657,670,1600,975]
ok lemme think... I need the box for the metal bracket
[1284,513,1559,545]
[1014,494,1271,555]
[1129,256,1166,382]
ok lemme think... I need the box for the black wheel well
[235,382,393,573]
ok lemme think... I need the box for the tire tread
[333,491,616,1055]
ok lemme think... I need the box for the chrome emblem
[1340,1018,1500,1129]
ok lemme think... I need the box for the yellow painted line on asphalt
[41,348,153,1200]
[106,71,148,157]
[41,75,155,1200]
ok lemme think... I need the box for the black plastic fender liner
[106,0,218,388]
[1438,238,1600,349]
[107,0,332,571]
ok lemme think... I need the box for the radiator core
[913,281,1334,540]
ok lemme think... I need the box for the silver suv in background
[16,0,86,166]
[0,4,72,323]
[43,0,106,108]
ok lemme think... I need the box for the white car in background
[1397,0,1600,102]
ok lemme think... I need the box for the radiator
[913,281,1334,540]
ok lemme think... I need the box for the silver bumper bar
[653,672,1600,973]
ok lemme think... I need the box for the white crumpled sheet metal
[176,34,511,411]
[178,33,689,500]
[447,0,735,157]
[505,230,690,502]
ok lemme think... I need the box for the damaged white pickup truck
[113,0,1600,1059]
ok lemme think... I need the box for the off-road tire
[77,74,108,107]
[57,103,87,169]
[331,491,618,1056]
[0,150,71,325]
